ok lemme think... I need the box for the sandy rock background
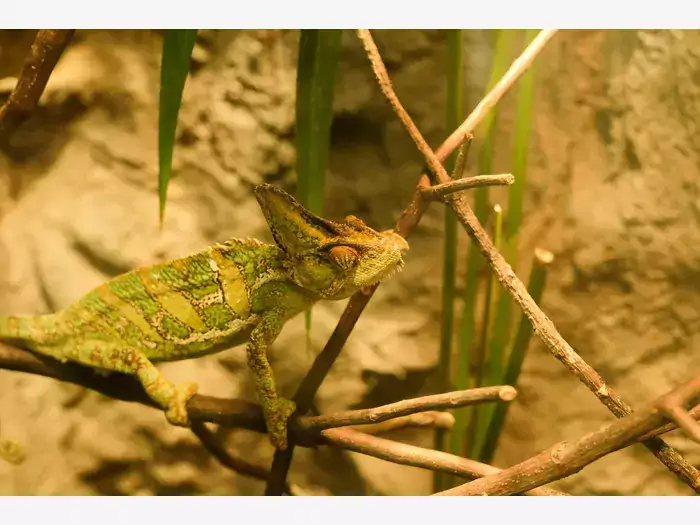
[1,29,700,495]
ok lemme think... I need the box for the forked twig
[0,29,75,136]
[354,411,454,435]
[437,374,700,496]
[421,174,514,201]
[1,343,521,494]
[322,427,567,496]
[658,382,700,444]
[298,386,515,431]
[358,27,700,492]
[191,421,297,495]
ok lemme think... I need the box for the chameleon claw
[164,382,198,427]
[265,397,296,450]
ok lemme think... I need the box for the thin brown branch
[636,404,700,443]
[354,411,454,435]
[298,386,515,431]
[191,421,296,495]
[421,174,514,201]
[265,290,380,494]
[451,133,472,179]
[356,29,451,183]
[359,28,700,491]
[658,383,700,444]
[434,29,558,160]
[437,374,700,496]
[322,427,567,496]
[0,29,75,136]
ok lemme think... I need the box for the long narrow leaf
[455,29,513,459]
[158,29,197,224]
[505,29,539,266]
[470,204,503,457]
[435,28,463,493]
[295,29,342,213]
[294,29,342,352]
[479,248,553,464]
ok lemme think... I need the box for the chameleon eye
[328,246,360,270]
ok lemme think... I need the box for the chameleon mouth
[364,255,406,288]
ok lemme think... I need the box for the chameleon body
[0,184,409,450]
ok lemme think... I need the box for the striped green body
[0,184,409,450]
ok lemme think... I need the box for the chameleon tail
[0,314,58,350]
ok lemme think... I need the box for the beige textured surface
[1,29,699,495]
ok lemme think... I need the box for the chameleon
[0,183,409,450]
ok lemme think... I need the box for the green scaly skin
[0,184,409,450]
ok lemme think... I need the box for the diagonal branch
[190,421,297,495]
[358,27,700,492]
[322,427,567,496]
[298,386,516,431]
[354,411,454,435]
[0,29,75,136]
[436,374,700,496]
[420,174,514,201]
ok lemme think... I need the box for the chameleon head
[255,184,409,299]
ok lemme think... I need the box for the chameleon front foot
[164,382,199,427]
[264,397,297,450]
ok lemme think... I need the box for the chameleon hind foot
[164,382,199,426]
[264,397,296,450]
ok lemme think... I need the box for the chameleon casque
[0,184,409,450]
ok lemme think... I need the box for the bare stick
[356,29,450,183]
[359,28,700,491]
[434,30,558,160]
[322,427,567,496]
[637,404,700,443]
[298,386,516,431]
[0,30,75,136]
[658,384,700,444]
[421,174,514,201]
[437,374,700,496]
[451,133,473,179]
[355,411,454,435]
[191,421,297,495]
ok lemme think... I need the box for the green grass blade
[479,248,553,464]
[454,29,513,459]
[434,28,463,493]
[294,29,342,213]
[294,29,342,353]
[158,29,197,224]
[504,29,539,265]
[470,204,503,457]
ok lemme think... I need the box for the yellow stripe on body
[95,286,165,342]
[137,268,210,333]
[209,247,250,318]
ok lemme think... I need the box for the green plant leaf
[478,248,553,464]
[294,29,342,214]
[294,29,342,353]
[505,29,539,266]
[435,28,463,493]
[158,29,197,224]
[455,29,512,459]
